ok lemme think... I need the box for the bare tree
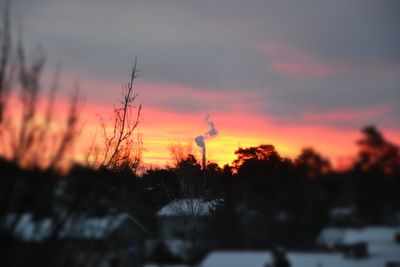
[86,59,142,173]
[0,0,13,124]
[8,42,79,170]
[0,1,80,171]
[168,140,194,166]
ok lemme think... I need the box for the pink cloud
[301,105,393,123]
[261,42,341,78]
[272,60,337,78]
[136,82,266,114]
[75,78,267,116]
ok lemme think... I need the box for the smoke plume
[194,114,218,148]
[194,135,205,148]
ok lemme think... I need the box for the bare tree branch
[87,58,143,173]
[0,0,11,123]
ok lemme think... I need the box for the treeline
[1,125,399,251]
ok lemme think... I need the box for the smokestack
[194,114,218,170]
[202,147,206,170]
[195,135,206,170]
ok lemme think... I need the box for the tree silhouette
[295,148,331,179]
[233,144,280,170]
[355,126,400,175]
[352,126,400,222]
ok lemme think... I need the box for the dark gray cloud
[11,0,400,129]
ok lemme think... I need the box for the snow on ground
[288,252,399,267]
[200,250,400,267]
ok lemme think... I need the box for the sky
[8,0,400,168]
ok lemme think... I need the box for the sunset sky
[10,0,400,168]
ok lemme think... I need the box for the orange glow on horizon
[7,80,398,171]
[76,101,400,170]
[140,109,360,168]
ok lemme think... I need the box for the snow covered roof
[59,213,132,240]
[317,226,400,245]
[3,214,53,242]
[200,251,272,267]
[2,213,149,242]
[157,199,218,217]
[200,250,400,267]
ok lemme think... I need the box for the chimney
[202,146,206,170]
[194,114,217,171]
